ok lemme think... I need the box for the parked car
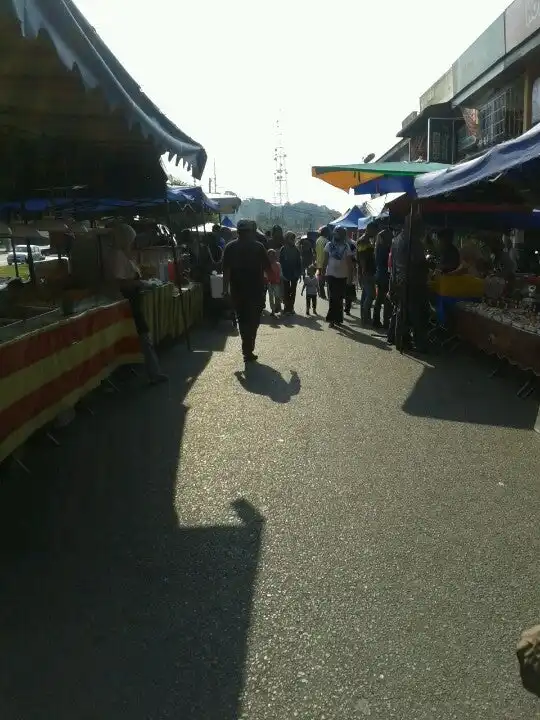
[7,245,45,265]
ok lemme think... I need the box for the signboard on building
[505,0,540,52]
[419,69,455,111]
[453,14,506,94]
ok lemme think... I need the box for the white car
[7,245,45,265]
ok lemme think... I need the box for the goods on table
[459,301,540,335]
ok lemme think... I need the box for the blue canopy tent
[329,206,371,229]
[414,121,540,200]
[353,175,425,196]
[222,216,236,228]
[386,193,540,231]
[0,186,219,216]
[177,186,219,211]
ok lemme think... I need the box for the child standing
[266,249,282,316]
[301,265,319,315]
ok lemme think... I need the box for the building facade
[377,0,540,164]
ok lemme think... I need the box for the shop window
[409,135,427,162]
[478,86,523,148]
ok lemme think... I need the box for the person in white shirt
[107,224,167,384]
[322,227,353,328]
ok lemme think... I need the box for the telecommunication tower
[273,120,289,206]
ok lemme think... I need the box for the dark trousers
[326,276,347,324]
[122,287,149,335]
[122,288,161,380]
[360,275,376,323]
[282,279,298,313]
[235,298,263,358]
[345,283,356,314]
[317,270,327,299]
[394,284,429,351]
[306,294,317,313]
[373,276,391,327]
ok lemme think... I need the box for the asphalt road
[1,300,540,719]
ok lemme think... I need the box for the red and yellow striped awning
[0,301,142,463]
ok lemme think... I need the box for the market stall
[0,0,210,468]
[454,300,540,376]
[0,299,142,463]
[141,281,203,346]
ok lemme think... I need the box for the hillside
[233,198,341,232]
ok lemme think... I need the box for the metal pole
[399,205,414,355]
[22,203,36,284]
[166,201,191,351]
[10,234,19,278]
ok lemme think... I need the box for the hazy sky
[75,0,511,210]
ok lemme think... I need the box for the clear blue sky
[76,0,511,210]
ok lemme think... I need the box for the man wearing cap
[222,219,271,363]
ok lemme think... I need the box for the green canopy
[312,161,449,193]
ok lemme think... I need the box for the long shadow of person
[281,314,323,331]
[336,324,392,351]
[234,365,301,403]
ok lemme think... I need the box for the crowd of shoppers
[220,216,495,363]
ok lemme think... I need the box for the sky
[75,0,511,211]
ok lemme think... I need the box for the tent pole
[166,200,191,351]
[399,206,414,355]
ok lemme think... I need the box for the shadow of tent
[0,328,263,720]
[0,504,263,720]
[401,353,540,430]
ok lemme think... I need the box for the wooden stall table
[453,302,540,376]
[141,282,203,345]
[0,300,142,463]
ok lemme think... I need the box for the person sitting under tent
[435,228,460,274]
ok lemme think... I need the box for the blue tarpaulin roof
[222,216,236,228]
[178,186,219,211]
[414,122,540,199]
[329,206,370,229]
[0,0,207,177]
[353,175,420,196]
[386,194,540,231]
[0,186,218,214]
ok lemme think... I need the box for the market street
[0,305,539,719]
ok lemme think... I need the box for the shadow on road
[0,328,263,720]
[279,313,323,331]
[402,349,540,430]
[335,323,392,350]
[235,364,301,403]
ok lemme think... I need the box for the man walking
[279,232,302,314]
[223,219,271,363]
[315,226,331,299]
